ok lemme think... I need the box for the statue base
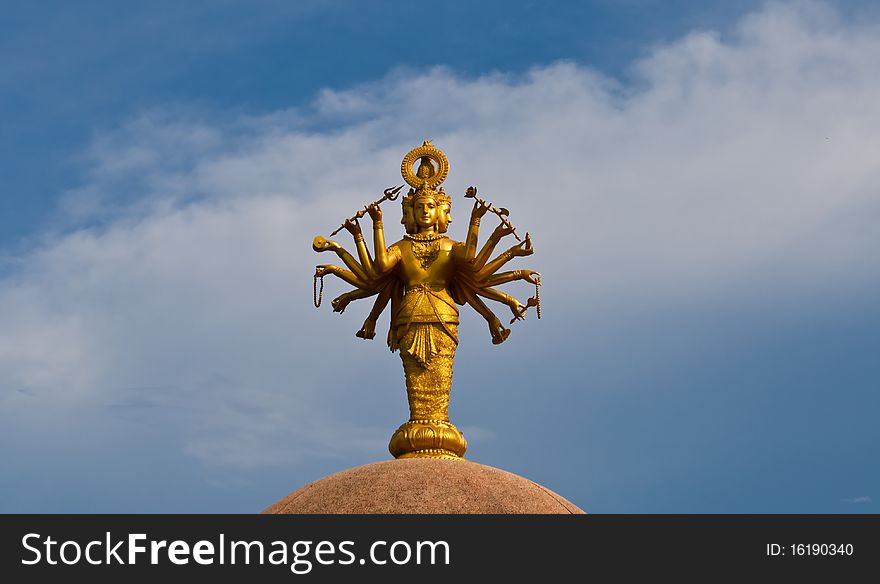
[388,419,468,459]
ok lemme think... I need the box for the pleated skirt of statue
[398,323,458,421]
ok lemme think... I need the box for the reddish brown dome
[263,458,584,514]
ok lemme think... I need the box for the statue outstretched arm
[476,286,528,321]
[368,203,400,273]
[315,264,367,288]
[477,232,533,278]
[357,281,394,340]
[464,192,490,260]
[331,287,378,313]
[459,284,511,345]
[473,222,517,270]
[484,269,540,287]
[343,219,375,278]
[313,236,371,282]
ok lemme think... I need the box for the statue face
[414,197,438,228]
[401,204,416,233]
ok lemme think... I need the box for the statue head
[413,192,440,232]
[401,189,417,234]
[437,195,451,233]
[400,142,451,234]
[403,186,451,234]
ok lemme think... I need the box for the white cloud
[2,1,879,470]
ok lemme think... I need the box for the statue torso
[395,237,459,289]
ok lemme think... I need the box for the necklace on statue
[405,233,446,269]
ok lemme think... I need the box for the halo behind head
[401,140,449,190]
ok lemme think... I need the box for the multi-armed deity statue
[312,141,540,459]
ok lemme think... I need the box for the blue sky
[1,0,878,513]
[1,0,773,245]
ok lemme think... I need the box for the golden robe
[392,284,459,421]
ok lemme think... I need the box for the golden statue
[312,141,541,459]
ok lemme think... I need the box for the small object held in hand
[464,185,521,241]
[330,185,404,236]
[313,267,325,308]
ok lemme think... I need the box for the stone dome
[264,458,584,514]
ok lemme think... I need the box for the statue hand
[343,218,362,237]
[511,235,533,257]
[331,294,351,313]
[520,270,540,285]
[491,222,515,240]
[367,203,382,222]
[471,199,490,219]
[313,235,343,253]
[315,264,334,277]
